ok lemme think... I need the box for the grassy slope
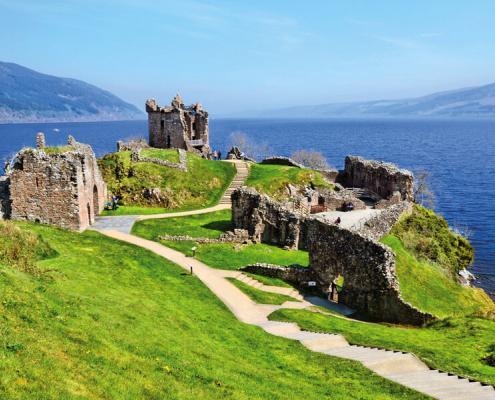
[271,309,495,386]
[246,163,333,201]
[99,150,236,215]
[140,148,180,163]
[0,223,428,400]
[132,210,309,270]
[227,278,299,305]
[383,235,495,318]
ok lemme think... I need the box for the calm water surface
[0,118,494,295]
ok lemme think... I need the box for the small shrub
[291,150,331,170]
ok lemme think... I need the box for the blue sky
[1,0,495,114]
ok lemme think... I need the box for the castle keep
[1,134,107,231]
[146,95,210,157]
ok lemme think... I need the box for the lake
[1,118,494,296]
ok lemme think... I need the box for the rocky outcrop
[307,219,433,325]
[338,156,414,201]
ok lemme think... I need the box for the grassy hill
[245,163,333,201]
[0,221,427,399]
[98,150,236,215]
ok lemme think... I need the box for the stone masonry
[4,135,107,231]
[306,219,433,325]
[338,156,414,201]
[146,94,210,157]
[231,187,308,250]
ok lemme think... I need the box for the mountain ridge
[239,82,495,119]
[0,62,144,123]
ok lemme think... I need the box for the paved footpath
[97,229,495,400]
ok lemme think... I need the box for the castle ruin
[146,95,210,157]
[1,134,107,231]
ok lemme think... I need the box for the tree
[229,132,271,161]
[291,149,331,170]
[413,169,436,209]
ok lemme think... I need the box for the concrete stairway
[254,320,495,400]
[219,161,249,205]
[232,271,305,301]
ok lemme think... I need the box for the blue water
[1,119,494,295]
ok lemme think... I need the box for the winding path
[91,160,495,399]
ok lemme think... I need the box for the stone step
[300,334,349,351]
[257,321,301,336]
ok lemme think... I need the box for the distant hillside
[248,83,495,119]
[0,62,144,123]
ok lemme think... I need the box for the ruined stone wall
[356,202,413,241]
[339,156,414,201]
[240,263,316,287]
[8,137,106,231]
[306,219,433,325]
[231,187,307,249]
[0,176,10,219]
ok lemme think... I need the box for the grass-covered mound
[271,309,495,386]
[383,235,494,318]
[246,163,333,201]
[132,210,309,269]
[98,150,236,215]
[390,205,474,275]
[0,223,427,400]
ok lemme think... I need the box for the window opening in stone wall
[93,185,99,215]
[87,203,92,225]
[161,119,164,129]
[167,135,171,148]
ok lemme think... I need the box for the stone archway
[93,185,99,215]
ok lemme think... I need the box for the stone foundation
[240,263,316,287]
[356,202,413,241]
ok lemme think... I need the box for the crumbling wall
[240,263,316,287]
[307,219,433,325]
[356,202,413,241]
[338,156,414,201]
[231,187,307,249]
[8,136,107,231]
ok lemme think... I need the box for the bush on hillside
[291,150,331,170]
[0,221,55,275]
[390,205,474,275]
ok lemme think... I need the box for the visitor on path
[335,217,341,225]
[218,151,222,160]
[112,195,119,210]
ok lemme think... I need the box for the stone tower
[145,95,210,157]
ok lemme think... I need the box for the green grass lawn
[383,235,495,318]
[270,308,495,386]
[99,150,236,215]
[246,163,333,201]
[140,148,180,163]
[132,210,309,270]
[132,209,232,238]
[227,278,299,305]
[244,272,294,288]
[0,223,429,400]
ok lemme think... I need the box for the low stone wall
[117,139,149,152]
[231,187,307,249]
[134,148,188,171]
[338,156,414,201]
[0,176,10,219]
[240,263,316,287]
[357,202,413,241]
[159,229,250,244]
[318,188,367,212]
[260,156,305,168]
[306,219,433,325]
